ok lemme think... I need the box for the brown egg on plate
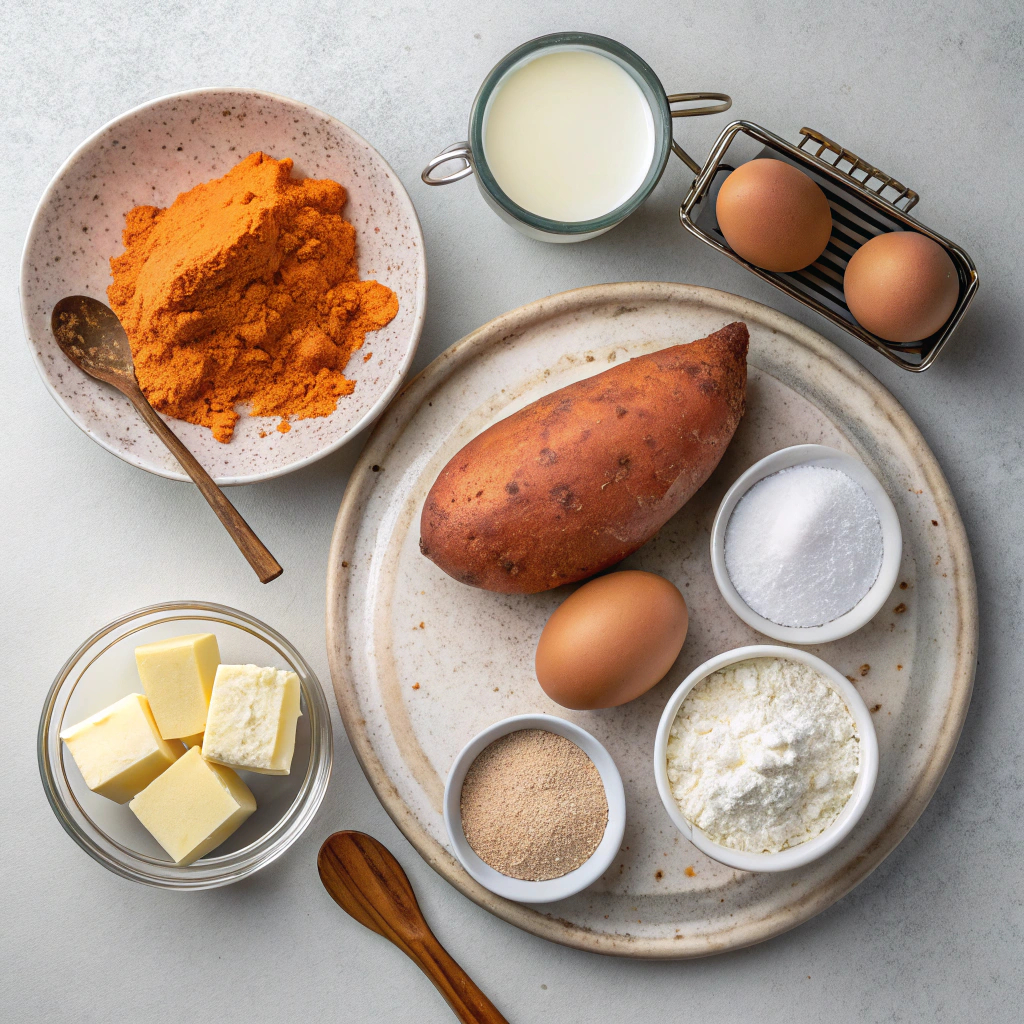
[535,570,688,711]
[843,231,959,343]
[715,159,833,273]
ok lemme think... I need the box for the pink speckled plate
[326,283,977,958]
[21,88,426,485]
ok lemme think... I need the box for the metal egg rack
[680,120,978,371]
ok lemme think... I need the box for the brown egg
[535,571,688,711]
[715,159,833,272]
[843,232,959,343]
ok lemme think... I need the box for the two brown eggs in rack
[715,158,958,344]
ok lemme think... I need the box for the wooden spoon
[318,831,508,1024]
[51,296,282,583]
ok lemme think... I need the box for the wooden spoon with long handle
[51,296,282,583]
[318,831,508,1024]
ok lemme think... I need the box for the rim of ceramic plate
[325,281,978,958]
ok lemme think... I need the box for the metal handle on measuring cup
[666,93,732,174]
[422,93,730,185]
[422,142,474,185]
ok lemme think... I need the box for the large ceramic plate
[21,88,426,485]
[326,283,976,958]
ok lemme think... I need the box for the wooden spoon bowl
[51,295,282,583]
[318,831,507,1024]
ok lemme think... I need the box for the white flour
[666,658,860,853]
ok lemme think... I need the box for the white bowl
[653,645,878,872]
[710,444,902,643]
[20,87,426,485]
[443,714,626,903]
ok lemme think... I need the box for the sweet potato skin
[419,321,749,593]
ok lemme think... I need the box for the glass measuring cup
[422,32,730,243]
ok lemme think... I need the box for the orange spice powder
[107,152,398,442]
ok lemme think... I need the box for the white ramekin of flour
[710,445,902,644]
[653,646,878,872]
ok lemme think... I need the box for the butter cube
[60,693,185,804]
[202,664,302,775]
[135,633,220,740]
[129,746,256,865]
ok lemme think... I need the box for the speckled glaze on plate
[21,88,426,485]
[326,283,977,958]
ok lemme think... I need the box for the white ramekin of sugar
[710,444,903,644]
[653,645,878,873]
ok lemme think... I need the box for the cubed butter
[202,664,301,776]
[129,746,256,865]
[59,693,185,804]
[135,633,220,740]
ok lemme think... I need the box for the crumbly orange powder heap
[107,152,398,442]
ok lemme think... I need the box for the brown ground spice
[459,729,608,881]
[107,152,398,443]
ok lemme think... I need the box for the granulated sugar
[724,464,883,628]
[459,729,608,881]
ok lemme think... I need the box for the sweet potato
[420,321,749,593]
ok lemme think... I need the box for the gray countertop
[3,1,1021,1020]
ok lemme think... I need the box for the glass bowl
[38,601,333,889]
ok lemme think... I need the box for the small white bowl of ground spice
[653,646,878,872]
[444,714,625,903]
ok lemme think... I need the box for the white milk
[483,49,656,223]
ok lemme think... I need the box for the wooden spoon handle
[318,832,507,1024]
[127,390,283,583]
[401,933,509,1024]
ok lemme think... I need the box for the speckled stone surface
[21,88,425,484]
[327,283,975,956]
[3,1,1022,1021]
